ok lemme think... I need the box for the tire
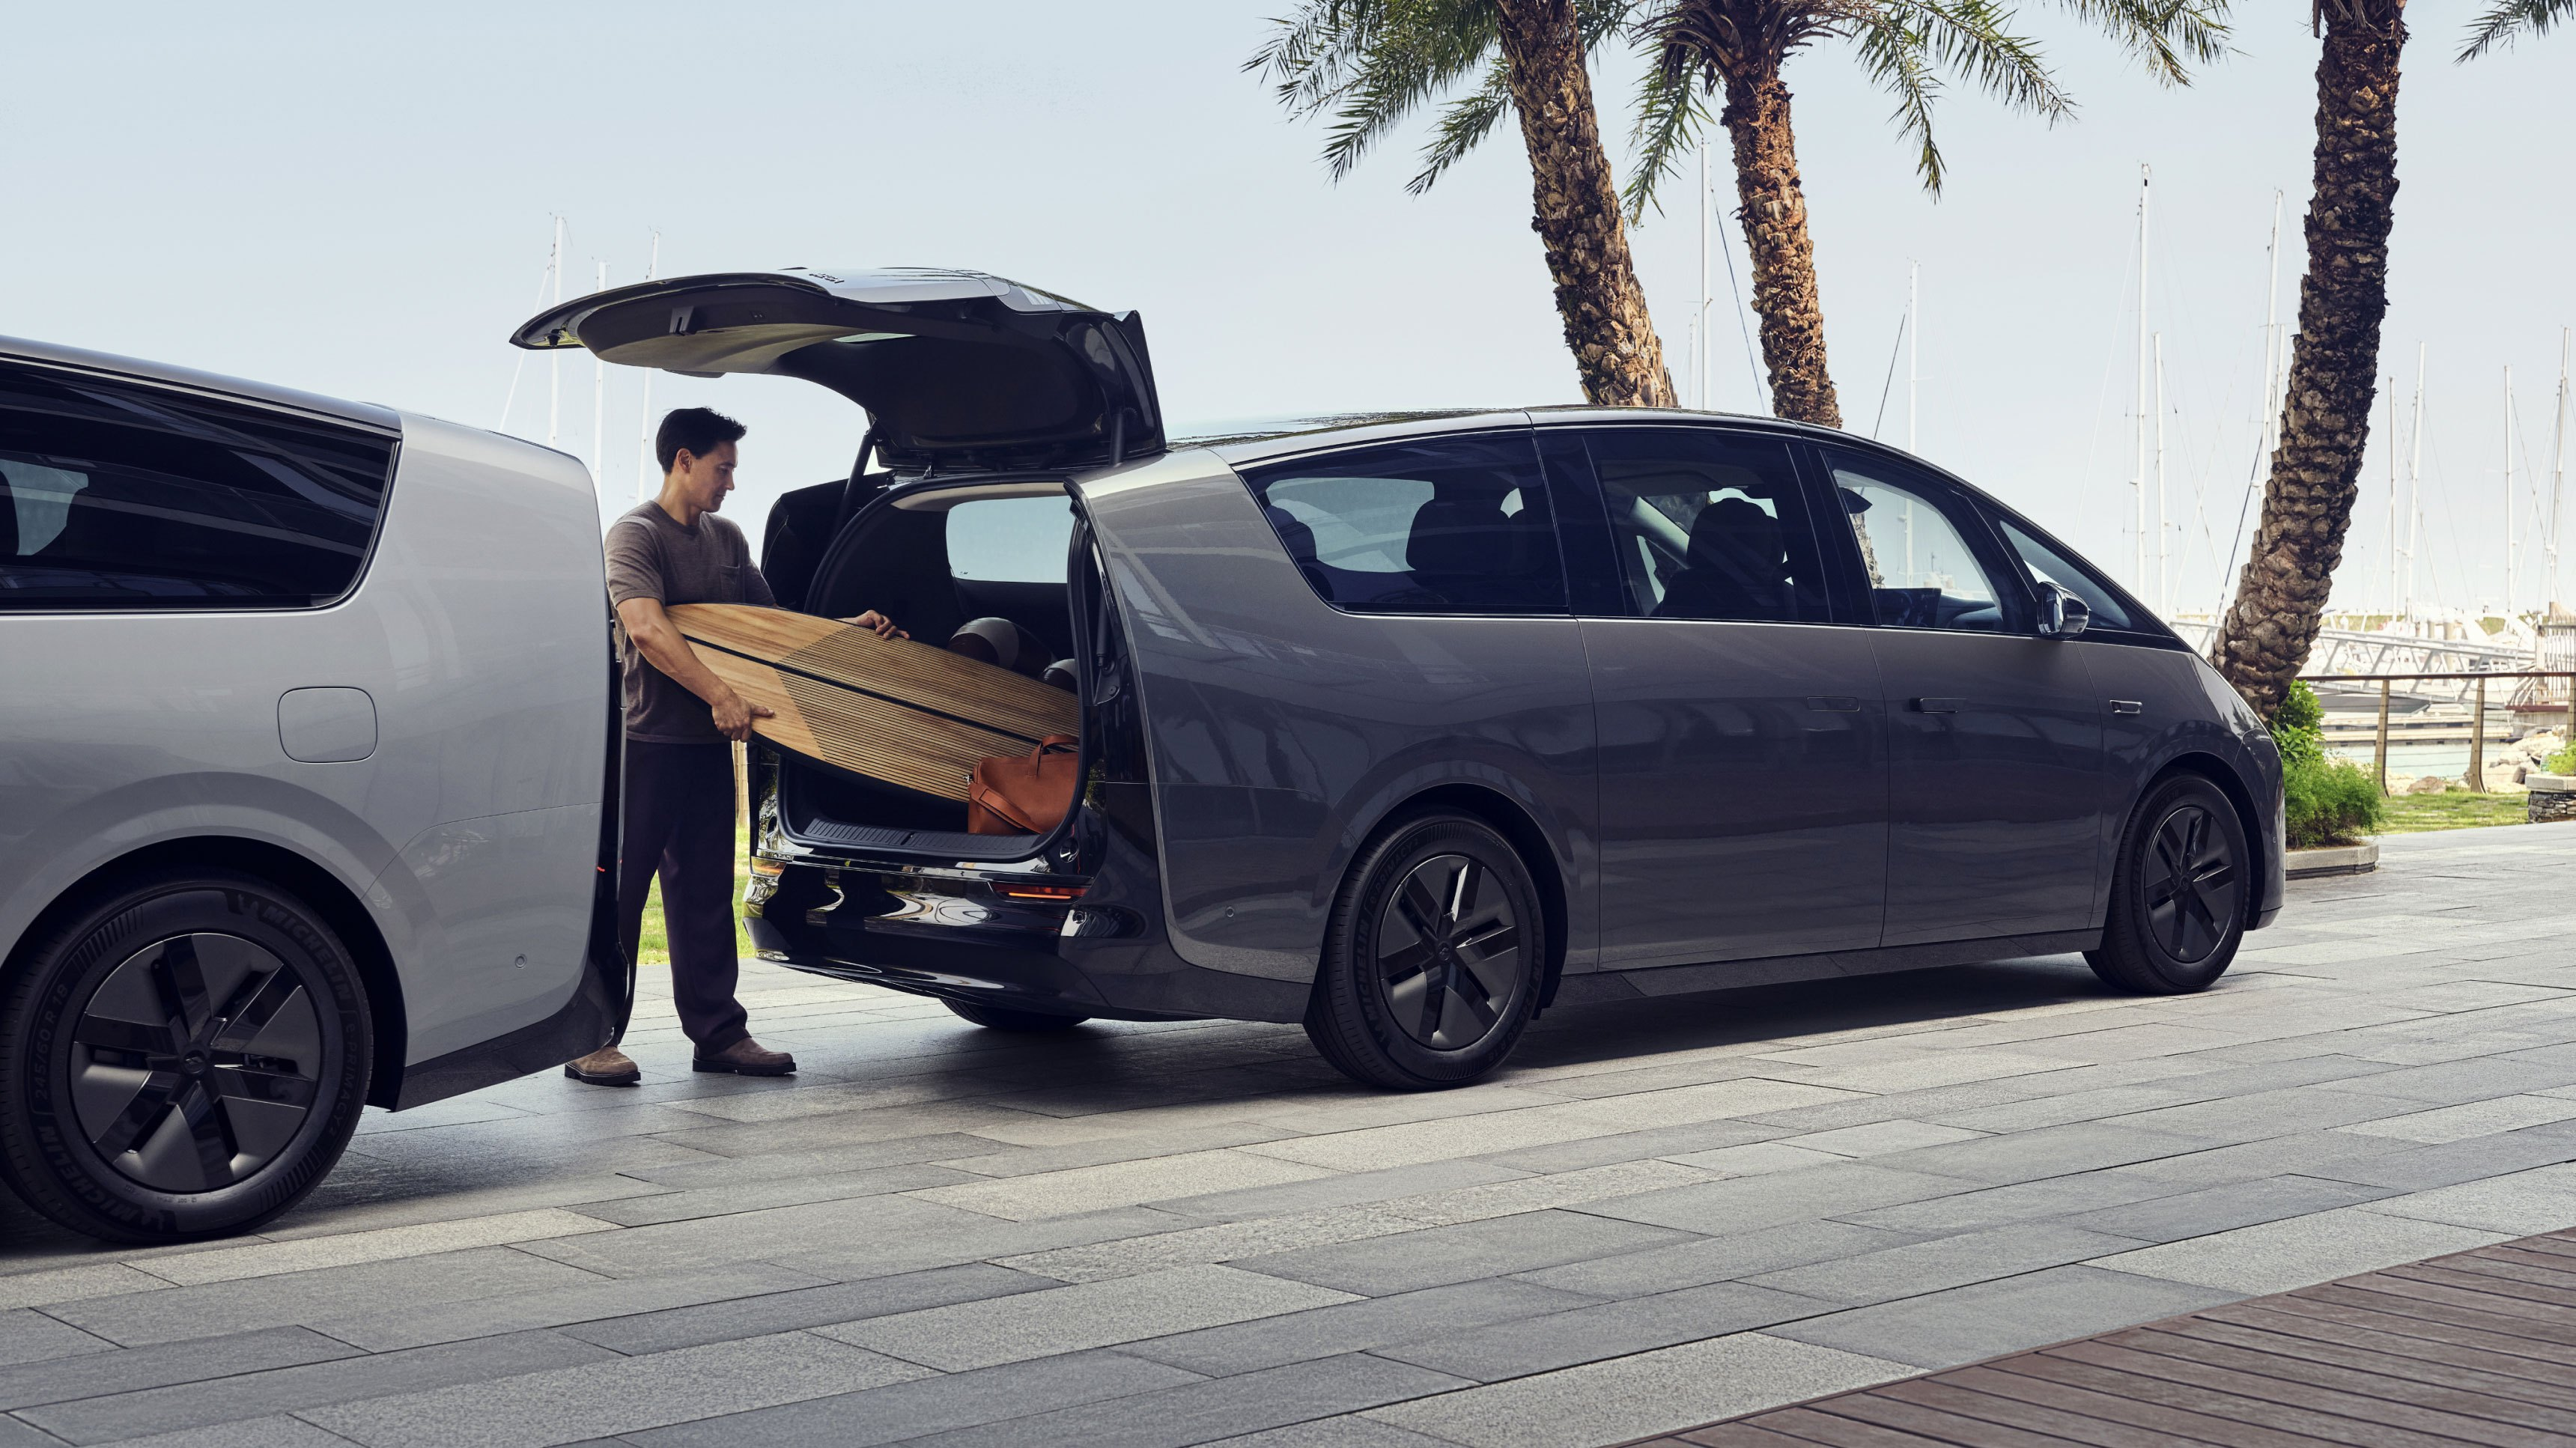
[1304,812,1544,1090]
[2087,775,2250,995]
[943,999,1090,1032]
[0,869,372,1244]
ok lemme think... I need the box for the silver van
[522,268,2283,1095]
[0,337,622,1242]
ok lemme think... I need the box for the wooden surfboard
[664,604,1079,802]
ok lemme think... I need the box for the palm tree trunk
[1493,0,1675,408]
[2212,4,2405,719]
[1720,64,1841,428]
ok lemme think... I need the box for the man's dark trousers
[619,740,750,1053]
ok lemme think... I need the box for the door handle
[2108,699,2143,716]
[1911,697,1963,714]
[1804,696,1862,713]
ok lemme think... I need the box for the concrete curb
[2286,841,2380,878]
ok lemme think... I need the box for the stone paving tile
[572,1163,978,1226]
[1131,1280,1592,1381]
[0,1265,172,1314]
[2074,1174,2398,1244]
[896,1354,1471,1448]
[1459,1117,1785,1175]
[561,1262,1051,1356]
[300,1330,927,1448]
[136,1210,619,1288]
[1860,1121,2217,1184]
[2335,1092,2576,1143]
[817,1265,1358,1371]
[1763,1263,2247,1369]
[1370,1279,1832,1381]
[622,1348,1204,1448]
[1152,1160,1526,1220]
[0,1327,353,1412]
[1513,1219,1919,1298]
[1239,1080,1865,1173]
[88,1414,362,1448]
[2089,1203,2511,1294]
[310,1262,831,1352]
[2358,1161,2576,1235]
[24,1328,615,1445]
[1743,1223,2150,1306]
[1201,1417,1459,1448]
[1364,1330,1911,1448]
[906,1149,1336,1222]
[44,1248,606,1348]
[1233,1210,1695,1298]
[1580,1161,1981,1235]
[1832,1170,2189,1235]
[0,1309,115,1371]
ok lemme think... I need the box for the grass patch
[2376,791,2533,834]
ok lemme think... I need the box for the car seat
[1656,497,1789,621]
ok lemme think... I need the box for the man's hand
[842,610,908,640]
[711,688,775,743]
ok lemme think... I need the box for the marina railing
[2314,672,2576,794]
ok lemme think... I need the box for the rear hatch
[511,267,1162,472]
[514,268,1154,863]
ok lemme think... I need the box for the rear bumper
[744,796,1309,1026]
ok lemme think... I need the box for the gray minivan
[519,267,2284,1094]
[0,337,622,1241]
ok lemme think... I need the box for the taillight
[998,883,1086,901]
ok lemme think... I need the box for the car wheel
[0,869,371,1244]
[1304,812,1543,1090]
[943,999,1090,1032]
[2086,775,2250,995]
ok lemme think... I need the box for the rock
[2405,775,2453,794]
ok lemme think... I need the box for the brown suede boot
[693,1038,795,1076]
[563,1045,641,1086]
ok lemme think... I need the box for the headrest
[0,466,16,558]
[947,616,1047,677]
[1263,505,1318,564]
[1407,496,1516,576]
[1688,498,1784,574]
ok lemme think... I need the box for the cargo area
[773,480,1086,857]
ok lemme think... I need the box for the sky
[8,2,2572,621]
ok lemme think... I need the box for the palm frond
[1619,58,1710,223]
[2458,0,2576,60]
[2048,0,2232,85]
[1846,8,1953,195]
[1409,59,1516,192]
[1900,0,2074,121]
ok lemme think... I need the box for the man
[565,407,899,1086]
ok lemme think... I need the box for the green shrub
[2271,679,2326,770]
[2283,753,2384,848]
[2550,740,2576,775]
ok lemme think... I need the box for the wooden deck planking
[1633,1227,2576,1448]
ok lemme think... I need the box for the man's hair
[656,407,747,473]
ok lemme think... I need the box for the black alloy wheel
[1306,812,1544,1089]
[0,870,371,1242]
[2088,775,2250,995]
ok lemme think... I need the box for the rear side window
[0,364,395,611]
[1996,516,2139,632]
[1242,434,1564,614]
[946,495,1073,582]
[1582,428,1832,623]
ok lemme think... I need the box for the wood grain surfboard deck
[665,603,1079,802]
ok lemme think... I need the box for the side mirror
[2038,585,2091,639]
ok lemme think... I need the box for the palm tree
[2211,1,2562,718]
[1256,2,2228,428]
[1624,2,2229,425]
[1252,0,1678,407]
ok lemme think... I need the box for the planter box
[2530,773,2576,824]
[2286,841,2379,879]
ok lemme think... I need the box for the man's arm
[616,597,773,743]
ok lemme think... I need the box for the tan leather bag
[967,734,1081,835]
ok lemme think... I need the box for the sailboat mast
[2386,383,2400,620]
[2407,344,2427,624]
[637,232,661,503]
[2155,332,2169,615]
[2504,366,2516,618]
[1698,142,1710,410]
[2551,329,2571,615]
[2261,192,2285,461]
[1907,261,1919,453]
[2134,165,2151,595]
[547,216,564,450]
[591,262,609,486]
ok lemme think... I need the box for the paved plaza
[2,824,2573,1447]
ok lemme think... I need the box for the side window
[946,496,1072,582]
[1583,428,1831,623]
[1821,451,2012,633]
[1996,516,2139,632]
[0,365,395,611]
[1242,434,1564,614]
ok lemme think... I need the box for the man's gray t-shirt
[604,502,776,743]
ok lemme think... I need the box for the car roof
[1194,405,1851,467]
[0,333,401,434]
